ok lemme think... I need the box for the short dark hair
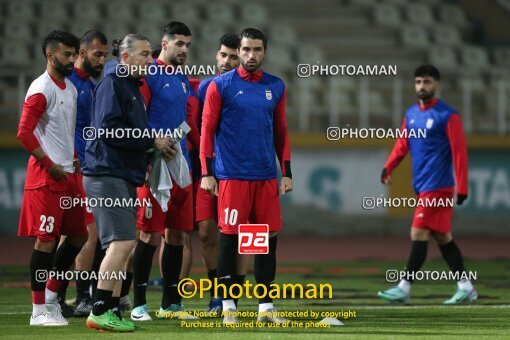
[152,45,162,58]
[219,33,240,50]
[41,30,80,58]
[239,28,267,49]
[414,64,440,81]
[163,21,191,38]
[111,38,121,58]
[80,30,108,47]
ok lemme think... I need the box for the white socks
[222,299,236,311]
[32,304,47,317]
[45,288,58,304]
[398,280,411,294]
[457,279,474,291]
[33,288,58,317]
[223,300,276,313]
[258,302,274,313]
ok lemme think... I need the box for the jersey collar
[48,73,66,90]
[155,58,180,74]
[237,66,263,82]
[73,66,90,80]
[418,98,438,111]
[155,58,166,66]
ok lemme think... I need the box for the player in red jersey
[17,30,87,326]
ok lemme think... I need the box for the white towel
[148,124,192,212]
[166,142,192,189]
[148,153,173,212]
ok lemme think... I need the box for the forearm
[273,90,292,177]
[186,96,201,152]
[200,81,222,176]
[384,118,409,173]
[446,114,469,195]
[199,123,215,176]
[274,123,291,177]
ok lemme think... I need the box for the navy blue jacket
[104,60,119,76]
[68,68,94,165]
[82,72,153,186]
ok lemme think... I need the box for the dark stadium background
[0,0,509,263]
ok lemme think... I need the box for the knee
[66,236,87,248]
[167,230,186,245]
[432,232,452,246]
[140,231,161,246]
[34,238,57,253]
[200,222,219,247]
[410,227,430,241]
[110,240,136,256]
[199,229,212,245]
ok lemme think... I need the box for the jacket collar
[418,98,438,111]
[74,66,89,80]
[237,65,263,82]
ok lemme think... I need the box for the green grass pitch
[1,259,509,339]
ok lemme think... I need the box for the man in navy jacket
[82,34,176,332]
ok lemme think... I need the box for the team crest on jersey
[265,90,272,100]
[182,82,187,94]
[426,118,434,129]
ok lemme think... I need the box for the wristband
[283,160,292,179]
[203,157,214,176]
[381,168,389,183]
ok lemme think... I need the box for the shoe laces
[43,311,61,323]
[172,304,185,311]
[50,303,64,317]
[107,311,123,324]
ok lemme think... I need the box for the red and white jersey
[25,71,77,173]
[18,71,77,190]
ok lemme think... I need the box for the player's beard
[83,56,103,79]
[417,89,435,101]
[219,63,233,74]
[170,53,186,66]
[241,59,261,72]
[53,58,73,77]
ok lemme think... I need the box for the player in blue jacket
[130,22,200,322]
[66,30,109,318]
[191,33,241,313]
[200,28,293,325]
[378,65,476,304]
